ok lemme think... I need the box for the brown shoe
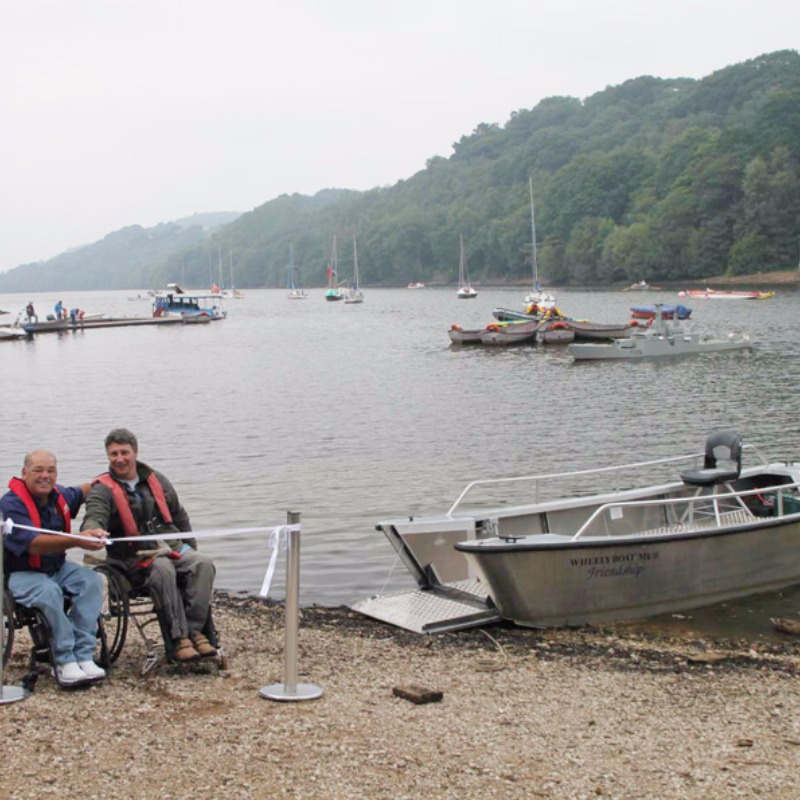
[190,633,217,658]
[173,637,201,662]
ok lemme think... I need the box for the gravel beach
[3,594,800,800]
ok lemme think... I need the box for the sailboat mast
[353,236,359,288]
[331,235,338,288]
[529,176,539,290]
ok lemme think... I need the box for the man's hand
[79,528,108,551]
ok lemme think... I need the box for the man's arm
[29,530,106,554]
[81,484,114,533]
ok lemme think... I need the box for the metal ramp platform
[351,580,501,634]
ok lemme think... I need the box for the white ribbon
[1,518,302,595]
[259,525,290,598]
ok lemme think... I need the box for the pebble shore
[3,594,800,799]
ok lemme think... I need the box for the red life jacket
[6,477,71,569]
[93,472,173,536]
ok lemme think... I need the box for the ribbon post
[1,520,29,704]
[260,511,323,702]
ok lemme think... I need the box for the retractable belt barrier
[1,515,322,701]
[1,518,297,600]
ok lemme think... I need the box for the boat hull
[456,519,800,627]
[448,326,484,345]
[480,320,540,346]
[569,335,751,360]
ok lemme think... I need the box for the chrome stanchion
[1,526,28,704]
[260,512,323,702]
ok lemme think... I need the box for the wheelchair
[2,585,111,692]
[93,562,225,676]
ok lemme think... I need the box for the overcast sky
[1,0,797,274]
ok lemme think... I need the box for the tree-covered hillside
[3,51,799,292]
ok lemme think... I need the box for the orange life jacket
[6,477,71,569]
[93,472,173,536]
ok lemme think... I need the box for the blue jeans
[8,562,103,665]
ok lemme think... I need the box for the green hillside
[2,51,799,292]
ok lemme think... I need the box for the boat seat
[680,430,746,525]
[680,430,742,487]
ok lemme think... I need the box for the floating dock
[22,316,213,335]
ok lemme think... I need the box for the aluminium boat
[352,431,800,633]
[568,310,751,361]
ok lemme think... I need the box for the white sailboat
[456,234,477,299]
[523,177,556,310]
[344,237,364,304]
[325,235,345,301]
[287,244,308,299]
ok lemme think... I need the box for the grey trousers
[112,550,216,640]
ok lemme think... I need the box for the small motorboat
[679,288,776,300]
[480,319,540,346]
[537,321,575,344]
[569,309,751,361]
[448,324,484,345]
[353,430,800,632]
[630,304,692,320]
[407,281,425,289]
[0,326,26,341]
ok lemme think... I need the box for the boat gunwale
[455,499,800,554]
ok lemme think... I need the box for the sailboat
[523,177,556,310]
[325,235,345,301]
[456,234,477,299]
[287,244,308,299]
[344,237,364,304]
[228,252,244,298]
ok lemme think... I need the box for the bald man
[1,450,108,686]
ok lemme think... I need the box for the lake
[2,284,800,639]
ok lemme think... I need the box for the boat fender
[627,319,639,327]
[551,322,568,330]
[450,324,462,331]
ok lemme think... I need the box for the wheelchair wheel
[2,588,15,667]
[94,566,129,663]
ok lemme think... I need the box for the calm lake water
[2,284,800,640]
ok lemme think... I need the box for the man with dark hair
[1,450,108,685]
[81,429,216,662]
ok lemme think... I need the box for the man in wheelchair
[81,428,217,663]
[1,450,108,686]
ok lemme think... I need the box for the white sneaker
[54,662,89,685]
[77,660,106,680]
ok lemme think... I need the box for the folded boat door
[351,581,500,634]
[349,519,501,634]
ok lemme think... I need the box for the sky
[1,0,798,274]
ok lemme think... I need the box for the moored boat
[561,319,635,341]
[630,304,692,320]
[353,431,800,632]
[679,288,776,300]
[448,324,484,345]
[537,321,575,344]
[152,285,226,319]
[569,309,751,361]
[480,319,540,346]
[455,235,477,299]
[0,326,26,341]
